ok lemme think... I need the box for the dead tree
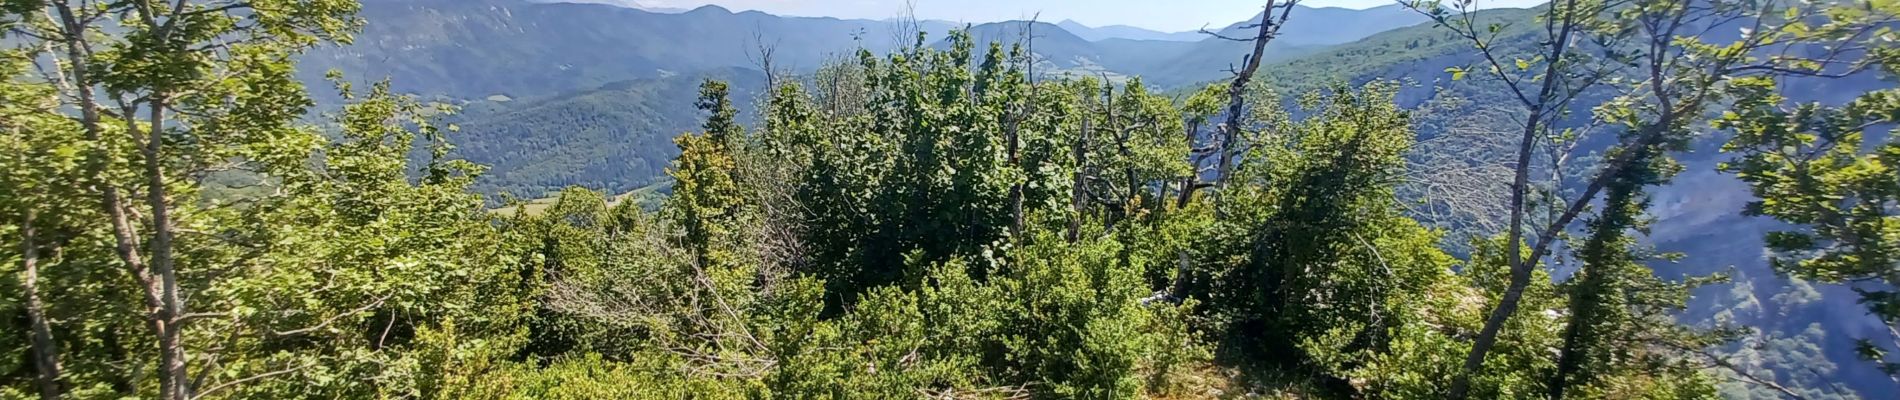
[1149,0,1299,304]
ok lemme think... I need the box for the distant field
[491,180,673,217]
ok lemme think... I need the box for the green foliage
[1719,72,1900,377]
[11,1,1895,397]
[1456,238,1567,399]
[0,0,528,397]
[1191,83,1456,371]
[666,80,753,270]
[447,354,695,399]
[1550,135,1720,399]
[480,188,1210,399]
[176,79,522,398]
[0,44,136,400]
[990,229,1207,398]
[777,35,1031,299]
[1,26,520,398]
[505,187,634,360]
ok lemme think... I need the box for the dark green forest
[5,0,1900,399]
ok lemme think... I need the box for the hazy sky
[630,0,1547,32]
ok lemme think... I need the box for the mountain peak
[523,0,693,13]
[685,4,732,14]
[524,0,636,8]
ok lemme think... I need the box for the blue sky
[628,0,1546,31]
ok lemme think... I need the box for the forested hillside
[299,0,952,101]
[445,68,766,199]
[300,0,1434,103]
[6,0,1900,399]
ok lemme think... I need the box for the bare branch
[188,363,312,400]
[270,293,392,337]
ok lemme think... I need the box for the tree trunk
[1176,121,1202,210]
[21,210,65,400]
[1550,271,1600,399]
[1551,143,1655,399]
[143,96,191,400]
[1011,21,1032,236]
[54,3,181,397]
[1447,0,1585,394]
[1158,2,1281,304]
[1448,103,1543,398]
[1007,105,1023,236]
[1451,125,1667,397]
[1068,92,1091,243]
[1212,5,1276,191]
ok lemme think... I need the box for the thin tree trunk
[1176,120,1202,210]
[1101,84,1126,230]
[1005,104,1022,236]
[1551,143,1658,399]
[1068,89,1091,243]
[1154,2,1287,304]
[1550,258,1606,399]
[53,3,177,397]
[140,95,190,400]
[1446,0,1584,395]
[21,210,65,400]
[1452,120,1671,397]
[1157,121,1205,302]
[1212,3,1278,191]
[1010,19,1033,235]
[1008,117,1023,236]
[1449,102,1544,398]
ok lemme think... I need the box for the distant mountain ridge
[1126,4,1435,87]
[305,0,954,101]
[949,20,1163,81]
[1056,5,1435,45]
[926,5,1438,86]
[1255,5,1434,47]
[526,0,687,13]
[1055,19,1203,42]
[307,0,1435,102]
